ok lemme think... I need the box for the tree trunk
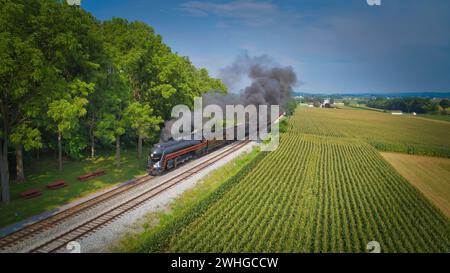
[115,135,121,167]
[1,101,10,204]
[89,119,95,158]
[90,134,95,158]
[15,145,25,182]
[137,135,143,159]
[0,139,10,204]
[58,133,62,172]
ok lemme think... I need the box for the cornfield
[291,108,450,157]
[141,108,450,253]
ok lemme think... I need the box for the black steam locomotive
[148,123,253,175]
[148,138,231,175]
[148,114,282,176]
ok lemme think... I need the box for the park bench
[77,169,106,182]
[46,180,67,190]
[19,189,42,200]
[92,169,106,176]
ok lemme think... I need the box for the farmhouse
[310,99,337,108]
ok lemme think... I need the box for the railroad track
[0,140,250,253]
[0,173,156,252]
[30,140,250,253]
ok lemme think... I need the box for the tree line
[0,0,226,204]
[366,97,449,114]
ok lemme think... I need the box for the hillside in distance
[294,92,450,98]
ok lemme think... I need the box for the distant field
[138,110,450,253]
[344,104,385,112]
[419,114,450,123]
[382,152,450,218]
[291,108,450,157]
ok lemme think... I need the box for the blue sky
[82,0,450,93]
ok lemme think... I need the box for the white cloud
[179,0,280,26]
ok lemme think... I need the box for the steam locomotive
[148,138,230,175]
[148,124,250,176]
[148,114,282,176]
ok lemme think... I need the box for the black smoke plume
[160,54,298,142]
[216,54,297,111]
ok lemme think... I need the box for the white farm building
[391,111,403,115]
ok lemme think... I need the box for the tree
[440,99,450,110]
[146,55,227,120]
[285,98,298,116]
[36,0,102,167]
[97,19,159,165]
[95,113,127,167]
[0,0,47,202]
[102,19,166,101]
[47,80,92,171]
[125,102,163,158]
[94,73,129,168]
[367,97,440,114]
[0,1,227,203]
[10,124,42,181]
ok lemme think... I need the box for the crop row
[139,109,450,253]
[158,132,449,252]
[292,108,450,157]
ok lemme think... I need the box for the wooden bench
[77,169,106,182]
[77,173,93,181]
[92,169,106,176]
[19,189,42,200]
[46,180,67,190]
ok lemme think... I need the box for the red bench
[46,180,67,190]
[77,169,106,182]
[92,169,106,176]
[19,189,42,200]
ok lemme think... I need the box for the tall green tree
[99,18,166,164]
[10,125,42,181]
[94,71,130,167]
[36,0,103,169]
[0,0,226,204]
[102,19,167,102]
[125,102,163,158]
[47,80,93,171]
[95,113,126,167]
[0,0,47,202]
[146,54,227,120]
